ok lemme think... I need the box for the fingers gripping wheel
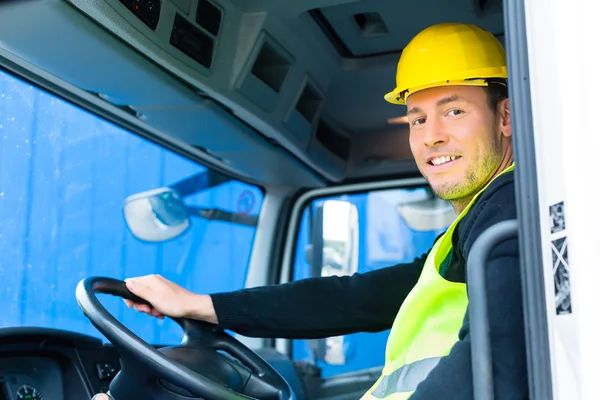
[76,277,294,400]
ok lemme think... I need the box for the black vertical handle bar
[467,219,519,400]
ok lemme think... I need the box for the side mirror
[305,199,360,278]
[123,187,190,242]
[397,192,455,231]
[321,200,359,277]
[307,199,359,366]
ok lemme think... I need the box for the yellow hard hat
[384,22,507,105]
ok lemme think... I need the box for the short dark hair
[484,78,509,111]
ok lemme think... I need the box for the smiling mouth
[428,155,461,166]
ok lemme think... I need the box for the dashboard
[0,357,64,399]
[0,328,122,400]
[0,327,308,400]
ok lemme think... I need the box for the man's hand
[123,274,218,324]
[91,394,112,400]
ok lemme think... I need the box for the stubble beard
[426,137,503,205]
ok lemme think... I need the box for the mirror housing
[123,187,190,242]
[307,199,360,366]
[397,192,455,231]
[321,200,359,277]
[306,199,360,278]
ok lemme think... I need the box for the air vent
[251,41,292,93]
[296,81,323,123]
[353,12,388,37]
[316,120,350,161]
[118,0,161,30]
[170,13,214,68]
[196,0,222,36]
[284,79,323,144]
[237,37,293,112]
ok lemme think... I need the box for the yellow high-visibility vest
[361,164,515,399]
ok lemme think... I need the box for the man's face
[406,85,512,206]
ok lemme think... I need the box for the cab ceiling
[313,0,505,136]
[0,0,505,188]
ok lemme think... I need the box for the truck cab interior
[0,0,552,399]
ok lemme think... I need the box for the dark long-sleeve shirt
[210,170,528,399]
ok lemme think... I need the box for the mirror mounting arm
[169,170,231,197]
[187,206,258,227]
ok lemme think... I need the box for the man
[93,22,527,399]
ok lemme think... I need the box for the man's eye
[448,109,464,117]
[412,118,426,126]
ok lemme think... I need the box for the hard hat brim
[385,66,508,105]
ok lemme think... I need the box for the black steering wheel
[76,277,294,400]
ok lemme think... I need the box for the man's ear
[499,98,512,138]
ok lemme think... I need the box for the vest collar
[454,162,515,223]
[432,162,515,266]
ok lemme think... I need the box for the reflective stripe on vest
[361,163,515,400]
[371,357,442,398]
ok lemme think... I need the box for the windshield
[0,70,263,344]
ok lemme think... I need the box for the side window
[0,70,263,345]
[291,188,453,377]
